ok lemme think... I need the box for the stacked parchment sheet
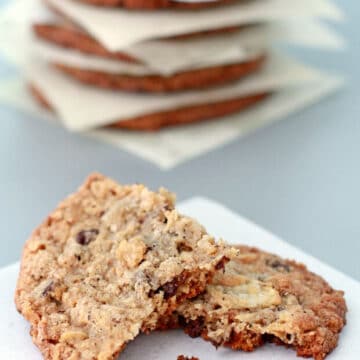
[0,0,345,167]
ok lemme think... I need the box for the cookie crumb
[177,356,199,360]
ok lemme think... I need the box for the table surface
[1,0,359,280]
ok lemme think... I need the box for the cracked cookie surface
[175,246,347,360]
[15,173,226,359]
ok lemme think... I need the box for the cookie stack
[26,0,307,131]
[15,174,347,359]
[21,0,342,135]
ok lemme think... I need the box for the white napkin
[45,0,344,51]
[0,197,358,359]
[0,73,343,169]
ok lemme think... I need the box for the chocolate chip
[184,317,205,338]
[215,257,228,270]
[76,229,99,245]
[47,339,58,345]
[162,280,179,299]
[155,273,187,299]
[42,281,54,297]
[266,259,290,272]
[176,242,193,253]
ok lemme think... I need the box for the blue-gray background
[0,0,359,279]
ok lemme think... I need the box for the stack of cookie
[26,0,329,131]
[15,174,347,359]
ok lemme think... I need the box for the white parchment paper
[0,0,344,75]
[0,197,358,359]
[44,0,344,50]
[125,21,344,74]
[28,35,256,76]
[0,73,343,169]
[0,0,346,169]
[21,52,323,131]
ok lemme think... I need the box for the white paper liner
[0,4,254,75]
[45,0,344,50]
[125,21,344,74]
[0,0,346,168]
[23,52,323,131]
[0,0,345,75]
[32,36,258,75]
[0,73,343,169]
[0,197,358,359]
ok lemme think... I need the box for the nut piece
[117,236,147,268]
[60,331,88,343]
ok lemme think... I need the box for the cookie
[174,246,347,360]
[33,23,139,63]
[54,55,266,93]
[15,173,227,360]
[33,23,247,63]
[111,92,269,130]
[75,0,233,10]
[29,84,270,131]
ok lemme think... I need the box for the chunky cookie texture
[175,246,347,360]
[15,173,226,360]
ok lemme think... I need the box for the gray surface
[0,0,359,280]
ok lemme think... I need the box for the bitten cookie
[29,85,270,131]
[54,55,266,93]
[75,0,233,10]
[174,246,347,360]
[15,173,227,360]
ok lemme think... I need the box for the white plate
[0,197,358,359]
